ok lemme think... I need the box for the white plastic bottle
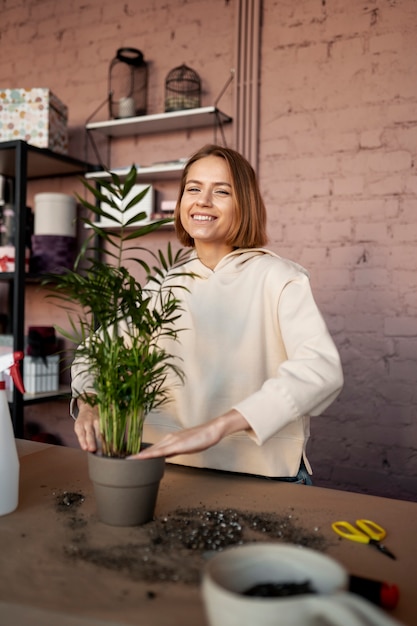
[0,352,24,516]
[0,375,20,515]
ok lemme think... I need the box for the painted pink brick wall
[261,0,417,501]
[0,0,415,500]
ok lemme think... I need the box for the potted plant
[46,166,190,526]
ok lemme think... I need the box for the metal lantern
[108,48,148,119]
[165,64,201,112]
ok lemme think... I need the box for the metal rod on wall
[234,0,262,171]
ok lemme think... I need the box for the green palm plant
[46,166,190,457]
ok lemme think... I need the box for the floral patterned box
[0,88,68,154]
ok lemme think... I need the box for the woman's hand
[130,410,250,460]
[73,399,101,452]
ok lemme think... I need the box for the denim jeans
[272,459,313,486]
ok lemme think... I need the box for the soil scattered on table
[55,491,89,530]
[55,494,329,585]
[55,491,85,510]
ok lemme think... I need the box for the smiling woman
[175,145,267,257]
[71,144,344,482]
[179,154,237,268]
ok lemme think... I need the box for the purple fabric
[31,234,77,274]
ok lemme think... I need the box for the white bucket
[34,192,77,237]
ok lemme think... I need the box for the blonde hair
[175,144,267,248]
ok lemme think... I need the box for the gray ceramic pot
[87,451,165,526]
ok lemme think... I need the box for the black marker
[349,575,399,610]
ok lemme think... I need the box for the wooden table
[0,440,415,626]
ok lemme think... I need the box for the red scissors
[331,519,396,560]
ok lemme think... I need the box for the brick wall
[260,0,417,500]
[0,0,415,500]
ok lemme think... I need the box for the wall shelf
[85,160,186,182]
[85,105,232,223]
[86,106,232,138]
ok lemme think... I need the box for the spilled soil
[55,490,329,586]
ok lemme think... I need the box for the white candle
[118,97,135,118]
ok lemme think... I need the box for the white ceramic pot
[202,543,401,626]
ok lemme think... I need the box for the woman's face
[179,155,237,252]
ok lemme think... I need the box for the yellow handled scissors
[332,519,396,560]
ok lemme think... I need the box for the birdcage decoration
[108,48,148,119]
[165,64,201,113]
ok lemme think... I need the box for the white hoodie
[71,249,343,477]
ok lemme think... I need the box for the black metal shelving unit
[0,140,95,437]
